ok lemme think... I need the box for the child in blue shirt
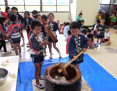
[68,22,89,68]
[29,20,48,89]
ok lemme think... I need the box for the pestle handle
[58,51,84,73]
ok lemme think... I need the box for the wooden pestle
[58,63,70,80]
[58,51,84,73]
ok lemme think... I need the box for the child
[34,14,42,22]
[24,11,33,44]
[87,34,94,49]
[96,18,106,45]
[81,20,85,27]
[81,30,87,37]
[57,20,62,34]
[92,20,100,37]
[64,21,70,41]
[0,17,11,54]
[41,14,48,56]
[41,14,47,26]
[96,12,101,20]
[29,20,48,89]
[103,27,111,46]
[66,30,71,54]
[47,12,61,59]
[76,13,83,21]
[32,10,39,19]
[11,7,25,47]
[110,13,117,27]
[6,14,21,56]
[86,29,91,37]
[68,22,89,68]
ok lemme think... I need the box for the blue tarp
[17,54,117,91]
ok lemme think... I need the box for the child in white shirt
[103,27,111,46]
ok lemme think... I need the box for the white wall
[70,0,77,21]
[20,12,69,24]
[76,0,99,25]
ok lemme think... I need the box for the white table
[0,56,19,91]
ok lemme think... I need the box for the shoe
[4,51,11,54]
[19,53,21,57]
[21,43,25,47]
[58,52,62,58]
[50,53,53,55]
[35,82,44,89]
[11,46,14,50]
[38,75,44,80]
[49,55,52,59]
[59,56,62,58]
[26,43,29,45]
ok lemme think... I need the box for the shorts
[31,56,44,63]
[11,38,21,44]
[26,29,30,34]
[96,35,104,38]
[103,39,109,43]
[48,35,57,42]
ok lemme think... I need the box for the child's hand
[83,48,87,52]
[41,41,49,47]
[97,31,100,34]
[73,56,77,60]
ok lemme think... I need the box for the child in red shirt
[66,30,72,54]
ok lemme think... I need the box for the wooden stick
[45,24,58,43]
[58,51,84,73]
[58,63,70,80]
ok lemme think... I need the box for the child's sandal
[39,75,44,80]
[35,82,44,89]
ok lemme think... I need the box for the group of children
[0,7,112,89]
[0,7,64,89]
[96,11,117,28]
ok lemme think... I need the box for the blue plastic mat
[80,54,117,91]
[17,54,117,91]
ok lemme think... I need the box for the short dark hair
[32,10,38,15]
[7,12,12,18]
[5,7,10,13]
[81,30,87,35]
[9,13,17,22]
[87,29,91,33]
[67,30,71,35]
[96,20,100,23]
[105,26,109,29]
[82,26,88,30]
[47,12,54,18]
[33,14,41,19]
[31,19,42,30]
[24,11,30,16]
[101,17,105,20]
[0,17,7,24]
[87,33,94,41]
[81,20,84,22]
[41,14,47,21]
[11,7,18,11]
[70,21,80,29]
[65,22,70,26]
[79,13,82,16]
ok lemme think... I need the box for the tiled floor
[1,28,117,91]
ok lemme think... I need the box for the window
[100,0,110,4]
[42,0,56,11]
[25,0,40,12]
[8,0,24,12]
[0,0,5,11]
[57,0,69,11]
[0,0,70,12]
